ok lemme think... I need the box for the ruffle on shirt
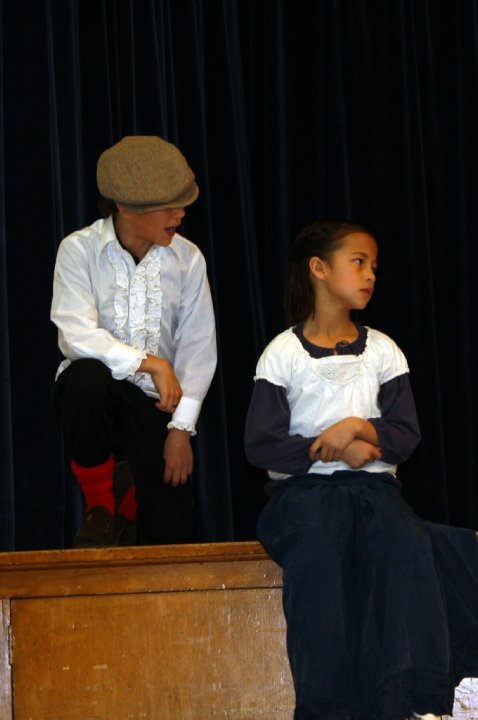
[107,242,163,392]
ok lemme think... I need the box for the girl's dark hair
[284,220,370,325]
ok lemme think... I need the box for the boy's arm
[138,354,182,413]
[52,237,146,378]
[167,250,217,434]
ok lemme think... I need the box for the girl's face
[316,232,378,311]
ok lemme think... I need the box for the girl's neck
[302,313,358,349]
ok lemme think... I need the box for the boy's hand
[163,428,193,486]
[139,355,183,413]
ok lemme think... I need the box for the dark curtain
[1,0,477,551]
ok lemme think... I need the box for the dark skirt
[257,471,478,720]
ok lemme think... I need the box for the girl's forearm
[347,417,380,446]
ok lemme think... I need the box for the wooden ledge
[0,540,268,571]
[0,541,282,599]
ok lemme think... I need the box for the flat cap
[97,135,199,212]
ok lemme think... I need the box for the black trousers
[53,359,195,545]
[257,472,478,720]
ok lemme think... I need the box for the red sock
[119,485,137,521]
[71,455,115,514]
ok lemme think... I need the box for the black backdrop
[1,0,478,551]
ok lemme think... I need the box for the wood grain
[0,542,294,719]
[11,588,293,719]
[0,600,12,720]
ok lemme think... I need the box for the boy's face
[128,206,186,246]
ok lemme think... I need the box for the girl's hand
[309,417,380,463]
[309,418,358,462]
[341,440,382,468]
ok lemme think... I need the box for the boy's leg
[116,387,195,545]
[53,359,124,546]
[54,359,195,546]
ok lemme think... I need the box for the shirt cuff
[107,345,146,380]
[166,396,202,435]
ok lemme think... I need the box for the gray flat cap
[97,135,199,212]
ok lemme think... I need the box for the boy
[51,135,217,547]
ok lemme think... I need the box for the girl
[244,220,478,720]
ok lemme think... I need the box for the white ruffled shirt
[51,216,217,433]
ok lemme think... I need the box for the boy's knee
[54,360,116,416]
[60,359,112,393]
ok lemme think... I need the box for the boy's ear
[309,256,327,280]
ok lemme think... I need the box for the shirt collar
[97,215,181,260]
[97,215,118,257]
[293,322,368,359]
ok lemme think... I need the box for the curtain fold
[1,0,478,550]
[0,0,15,550]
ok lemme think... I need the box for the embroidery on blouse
[108,242,164,391]
[292,341,363,386]
[312,359,362,385]
[290,331,364,386]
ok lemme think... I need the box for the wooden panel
[0,600,12,720]
[11,588,294,720]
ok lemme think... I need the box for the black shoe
[74,506,126,549]
[117,514,137,546]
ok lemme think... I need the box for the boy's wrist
[168,426,192,437]
[167,420,196,436]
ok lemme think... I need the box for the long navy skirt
[256,471,478,720]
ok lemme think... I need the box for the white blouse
[254,326,410,478]
[51,216,217,433]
